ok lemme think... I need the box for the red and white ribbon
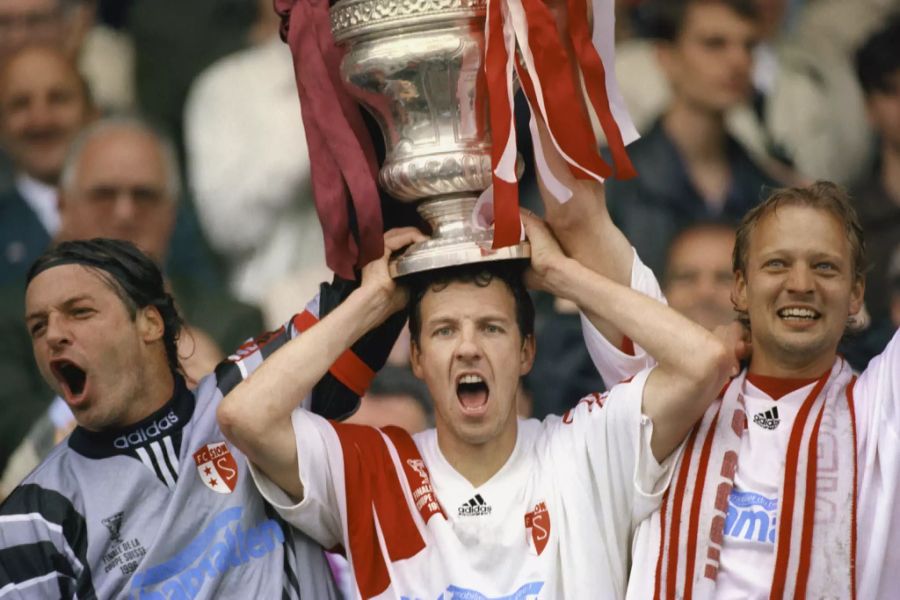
[480,0,639,248]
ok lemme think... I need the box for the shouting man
[0,239,345,598]
[217,213,732,597]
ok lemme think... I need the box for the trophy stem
[389,195,530,278]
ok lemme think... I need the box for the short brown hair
[644,0,759,42]
[732,181,867,282]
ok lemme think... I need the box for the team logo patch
[193,442,239,494]
[524,501,551,556]
[102,512,124,543]
[753,406,780,430]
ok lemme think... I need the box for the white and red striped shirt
[587,251,900,599]
[251,368,678,599]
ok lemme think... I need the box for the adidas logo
[458,494,492,517]
[753,406,780,430]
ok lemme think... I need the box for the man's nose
[112,195,138,223]
[24,97,55,130]
[786,264,814,293]
[45,313,72,349]
[454,323,482,361]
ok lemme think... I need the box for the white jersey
[252,368,679,599]
[584,251,900,599]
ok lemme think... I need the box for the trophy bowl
[330,0,530,277]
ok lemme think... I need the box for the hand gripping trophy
[274,0,638,278]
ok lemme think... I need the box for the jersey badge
[524,501,551,556]
[193,441,239,494]
[102,511,124,543]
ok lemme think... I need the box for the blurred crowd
[0,0,898,493]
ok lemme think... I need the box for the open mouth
[777,307,821,322]
[457,374,489,413]
[50,359,88,403]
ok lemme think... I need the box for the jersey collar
[68,374,195,458]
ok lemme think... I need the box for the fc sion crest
[525,501,551,556]
[193,441,238,494]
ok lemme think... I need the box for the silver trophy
[330,0,530,277]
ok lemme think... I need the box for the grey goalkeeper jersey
[0,369,339,599]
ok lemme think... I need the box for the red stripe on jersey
[292,311,376,395]
[794,402,826,598]
[665,423,701,598]
[383,427,447,524]
[770,370,829,599]
[684,410,721,599]
[653,489,670,600]
[331,423,427,599]
[846,376,858,600]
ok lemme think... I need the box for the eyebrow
[25,294,94,322]
[425,313,512,327]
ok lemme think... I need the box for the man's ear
[137,305,165,344]
[849,276,865,317]
[410,340,424,380]
[519,334,536,377]
[732,270,749,314]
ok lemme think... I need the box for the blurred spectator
[0,116,263,473]
[124,0,254,148]
[663,221,737,331]
[851,17,900,325]
[526,293,605,419]
[0,44,220,292]
[0,0,136,114]
[345,365,433,434]
[55,117,262,377]
[617,0,891,185]
[184,0,326,316]
[0,45,97,287]
[605,0,779,277]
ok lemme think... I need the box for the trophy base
[389,195,531,278]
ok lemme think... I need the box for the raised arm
[524,214,733,461]
[216,228,426,500]
[531,116,636,348]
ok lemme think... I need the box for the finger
[383,227,428,252]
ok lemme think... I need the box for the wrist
[353,283,401,328]
[542,255,580,299]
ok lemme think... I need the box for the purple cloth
[275,0,384,279]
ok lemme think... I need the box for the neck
[880,142,900,205]
[436,415,518,488]
[126,361,176,428]
[748,348,837,379]
[662,99,729,163]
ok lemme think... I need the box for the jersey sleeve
[209,276,406,420]
[855,327,900,450]
[249,410,345,550]
[0,483,95,599]
[579,249,665,388]
[549,367,679,525]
